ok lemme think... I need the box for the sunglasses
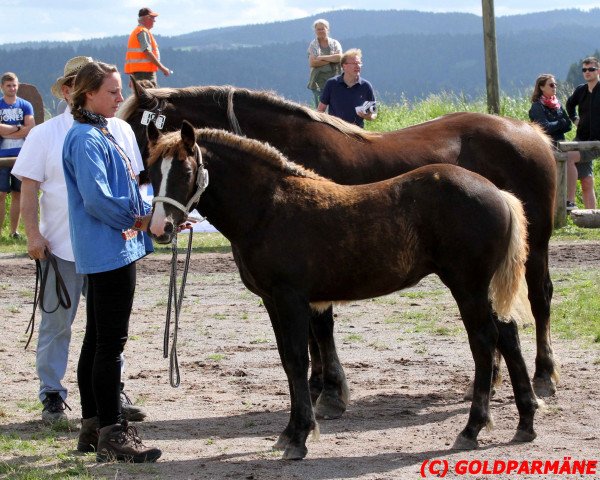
[582,67,598,72]
[547,83,557,88]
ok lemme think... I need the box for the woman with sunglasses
[529,74,576,210]
[529,74,571,144]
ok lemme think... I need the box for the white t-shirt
[12,110,143,262]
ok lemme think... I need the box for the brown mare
[145,122,538,460]
[119,81,558,412]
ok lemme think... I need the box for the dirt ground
[0,240,599,479]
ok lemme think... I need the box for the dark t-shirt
[320,74,375,128]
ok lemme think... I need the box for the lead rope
[24,251,72,350]
[163,228,194,387]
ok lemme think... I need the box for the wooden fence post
[553,151,567,229]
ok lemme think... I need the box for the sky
[0,0,596,45]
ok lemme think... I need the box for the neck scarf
[540,95,561,110]
[77,107,108,127]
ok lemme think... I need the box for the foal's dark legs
[453,295,498,450]
[265,288,316,460]
[494,318,538,442]
[309,306,349,419]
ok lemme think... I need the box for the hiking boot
[566,201,577,212]
[41,392,71,424]
[10,232,21,239]
[96,422,162,463]
[77,416,99,453]
[121,390,147,422]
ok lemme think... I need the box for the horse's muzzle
[149,218,175,244]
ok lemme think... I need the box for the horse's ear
[147,121,161,145]
[181,120,196,151]
[131,75,154,106]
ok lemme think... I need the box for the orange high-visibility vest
[124,26,159,73]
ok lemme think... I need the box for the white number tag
[141,110,155,126]
[140,111,166,129]
[155,115,166,129]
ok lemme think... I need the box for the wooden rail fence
[554,141,600,228]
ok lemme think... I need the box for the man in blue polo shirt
[318,48,376,128]
[0,72,35,238]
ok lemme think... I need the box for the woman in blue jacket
[529,73,575,210]
[62,61,160,463]
[529,73,571,143]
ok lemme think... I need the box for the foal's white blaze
[149,157,175,237]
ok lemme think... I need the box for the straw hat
[51,56,94,99]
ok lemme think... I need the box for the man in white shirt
[12,57,147,433]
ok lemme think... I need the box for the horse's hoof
[315,395,346,420]
[533,376,556,397]
[282,445,308,460]
[451,434,478,450]
[511,429,536,443]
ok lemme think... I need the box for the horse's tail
[489,190,529,318]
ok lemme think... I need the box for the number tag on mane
[141,111,166,129]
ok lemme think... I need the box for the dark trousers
[78,262,136,427]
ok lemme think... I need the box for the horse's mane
[149,127,326,181]
[119,85,380,141]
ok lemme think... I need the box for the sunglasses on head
[582,67,598,72]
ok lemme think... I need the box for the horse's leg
[463,348,502,401]
[494,317,539,443]
[263,298,296,444]
[308,314,323,404]
[310,306,349,419]
[267,287,316,460]
[452,295,497,450]
[525,245,558,396]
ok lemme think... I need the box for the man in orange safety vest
[124,7,171,87]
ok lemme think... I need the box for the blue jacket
[528,101,571,142]
[62,122,153,274]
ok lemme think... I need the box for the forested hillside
[0,8,597,113]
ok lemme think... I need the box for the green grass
[206,353,225,362]
[0,432,96,479]
[149,231,231,254]
[551,269,600,344]
[343,333,363,343]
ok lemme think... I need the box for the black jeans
[78,262,136,427]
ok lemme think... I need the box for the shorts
[0,167,21,192]
[576,150,595,179]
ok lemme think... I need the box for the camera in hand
[355,100,377,115]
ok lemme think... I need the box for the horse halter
[152,144,209,218]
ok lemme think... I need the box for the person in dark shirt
[317,49,376,128]
[566,56,599,209]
